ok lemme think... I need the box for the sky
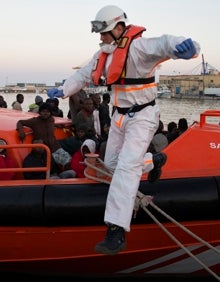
[1,0,219,86]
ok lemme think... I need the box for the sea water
[2,92,220,129]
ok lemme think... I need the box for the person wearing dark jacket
[0,95,7,108]
[16,103,71,170]
[23,139,56,179]
[23,139,75,179]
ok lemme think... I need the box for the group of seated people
[148,117,189,153]
[0,92,111,180]
[22,137,96,180]
[0,90,189,180]
[16,100,102,179]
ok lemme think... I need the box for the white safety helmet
[91,5,127,33]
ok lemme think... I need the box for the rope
[137,191,220,280]
[84,157,112,177]
[142,205,220,281]
[84,155,220,280]
[84,157,113,185]
[151,202,220,255]
[137,191,220,256]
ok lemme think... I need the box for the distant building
[159,73,220,98]
[2,82,54,93]
[2,72,220,99]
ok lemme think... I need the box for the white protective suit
[63,33,200,232]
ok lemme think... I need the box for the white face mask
[99,41,117,54]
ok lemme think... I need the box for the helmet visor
[91,13,127,33]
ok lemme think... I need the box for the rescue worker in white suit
[47,5,200,255]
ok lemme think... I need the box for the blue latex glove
[174,38,196,60]
[47,88,64,99]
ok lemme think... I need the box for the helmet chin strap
[109,31,117,42]
[109,27,126,44]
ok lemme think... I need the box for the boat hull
[0,221,219,277]
[0,177,219,277]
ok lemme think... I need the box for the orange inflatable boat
[0,108,219,279]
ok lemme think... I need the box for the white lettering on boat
[209,142,220,149]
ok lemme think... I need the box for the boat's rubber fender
[0,185,44,225]
[0,176,219,226]
[44,183,109,226]
[135,176,220,224]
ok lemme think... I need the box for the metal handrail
[200,110,220,127]
[0,143,51,179]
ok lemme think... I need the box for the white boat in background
[157,86,171,98]
[204,87,220,97]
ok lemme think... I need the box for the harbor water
[2,92,220,129]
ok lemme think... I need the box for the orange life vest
[92,25,146,86]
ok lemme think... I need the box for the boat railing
[0,143,51,179]
[200,110,220,127]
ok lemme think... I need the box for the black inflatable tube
[0,177,219,226]
[0,186,44,225]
